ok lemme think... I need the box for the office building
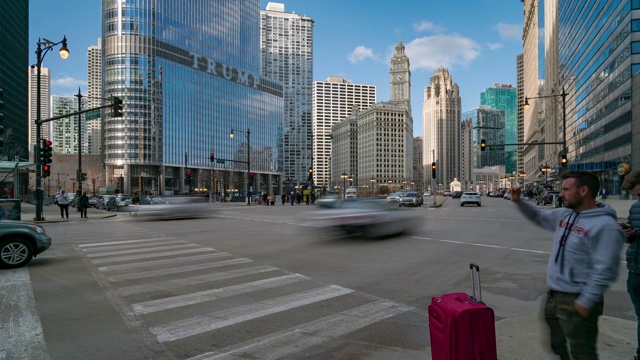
[312,76,376,191]
[0,0,29,159]
[422,68,461,189]
[51,96,88,154]
[87,39,102,155]
[516,53,525,175]
[260,2,314,183]
[480,83,517,174]
[102,0,284,196]
[413,137,424,193]
[29,67,51,147]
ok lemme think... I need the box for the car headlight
[28,225,46,234]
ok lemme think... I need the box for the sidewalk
[18,202,116,223]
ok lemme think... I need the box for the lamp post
[509,173,516,187]
[230,127,251,205]
[348,175,353,188]
[519,171,527,187]
[370,178,375,197]
[410,181,415,191]
[540,165,552,189]
[341,172,348,199]
[34,36,70,221]
[402,179,407,191]
[524,88,568,169]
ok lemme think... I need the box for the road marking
[106,258,253,282]
[150,285,354,342]
[98,252,230,272]
[78,238,185,252]
[85,244,201,258]
[117,265,280,296]
[188,300,412,360]
[132,274,309,315]
[412,236,550,254]
[78,237,178,247]
[0,268,50,360]
[90,248,217,264]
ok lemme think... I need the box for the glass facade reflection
[102,0,283,196]
[462,107,506,169]
[480,84,517,174]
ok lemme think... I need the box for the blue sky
[30,1,523,135]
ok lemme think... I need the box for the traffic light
[185,170,192,185]
[82,173,87,181]
[0,88,4,148]
[41,139,53,178]
[480,139,486,152]
[210,153,215,162]
[431,162,436,179]
[561,154,568,166]
[308,167,313,181]
[112,96,123,117]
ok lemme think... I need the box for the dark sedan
[398,192,423,207]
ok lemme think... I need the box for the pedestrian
[620,171,640,360]
[599,187,608,202]
[510,170,624,359]
[290,192,295,206]
[282,193,287,205]
[55,189,71,220]
[78,192,89,218]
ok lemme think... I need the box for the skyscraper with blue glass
[102,0,284,197]
[480,83,517,174]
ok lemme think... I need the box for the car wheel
[0,238,34,269]
[478,204,481,207]
[460,203,464,207]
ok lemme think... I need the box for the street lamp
[348,175,353,187]
[524,88,568,168]
[34,36,70,221]
[509,173,516,187]
[402,179,407,191]
[341,172,348,199]
[540,165,552,189]
[519,171,527,186]
[230,127,251,205]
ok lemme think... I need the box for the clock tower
[390,40,411,107]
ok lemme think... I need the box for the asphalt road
[1,197,635,359]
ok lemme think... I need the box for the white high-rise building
[260,2,314,182]
[422,68,462,189]
[28,66,50,150]
[87,38,102,155]
[51,96,88,154]
[312,76,376,190]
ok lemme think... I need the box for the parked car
[95,195,115,210]
[443,190,452,196]
[398,192,423,207]
[460,191,482,207]
[88,196,97,207]
[316,194,343,208]
[0,221,52,269]
[105,195,132,211]
[451,191,463,199]
[304,199,419,238]
[424,191,431,197]
[536,191,560,205]
[385,192,404,203]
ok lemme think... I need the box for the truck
[345,187,357,200]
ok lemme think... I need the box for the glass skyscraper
[480,83,517,174]
[102,0,284,196]
[462,106,506,169]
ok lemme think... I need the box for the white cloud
[404,34,481,71]
[348,45,377,64]
[412,20,446,33]
[487,42,504,50]
[495,22,521,40]
[52,77,87,88]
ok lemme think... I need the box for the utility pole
[74,88,84,197]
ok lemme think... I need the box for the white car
[460,191,481,207]
[386,192,404,203]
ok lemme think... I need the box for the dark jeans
[80,206,88,218]
[544,290,603,360]
[628,271,640,358]
[58,204,69,219]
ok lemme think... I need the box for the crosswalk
[74,223,418,359]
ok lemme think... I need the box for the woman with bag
[55,190,70,220]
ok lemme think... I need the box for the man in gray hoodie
[511,170,624,360]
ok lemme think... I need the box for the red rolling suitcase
[428,263,497,360]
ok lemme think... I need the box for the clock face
[396,74,403,81]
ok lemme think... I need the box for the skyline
[29,0,524,136]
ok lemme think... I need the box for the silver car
[385,192,404,203]
[460,192,482,207]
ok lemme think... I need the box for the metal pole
[35,43,43,221]
[247,127,251,205]
[562,88,567,166]
[432,149,436,206]
[75,88,83,197]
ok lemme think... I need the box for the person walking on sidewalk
[79,192,89,219]
[510,170,624,360]
[55,189,71,220]
[620,171,640,360]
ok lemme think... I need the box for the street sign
[85,110,101,120]
[216,159,225,164]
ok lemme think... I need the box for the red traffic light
[186,171,192,176]
[43,140,52,147]
[43,165,50,171]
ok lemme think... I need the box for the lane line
[90,248,216,264]
[0,268,50,360]
[117,265,280,296]
[188,300,413,360]
[106,258,253,282]
[132,274,309,315]
[411,236,550,254]
[150,285,354,342]
[98,252,230,272]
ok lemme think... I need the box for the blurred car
[460,191,481,207]
[424,191,431,197]
[398,192,423,207]
[443,190,452,196]
[386,192,404,203]
[125,196,214,220]
[316,194,343,208]
[0,221,52,269]
[536,191,560,205]
[67,193,77,207]
[95,195,115,210]
[451,191,463,199]
[304,199,419,238]
[105,195,132,211]
[88,196,97,207]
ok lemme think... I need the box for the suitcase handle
[469,263,482,302]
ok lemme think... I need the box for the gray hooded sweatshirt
[515,200,624,309]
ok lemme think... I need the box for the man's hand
[574,300,592,317]
[510,187,522,203]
